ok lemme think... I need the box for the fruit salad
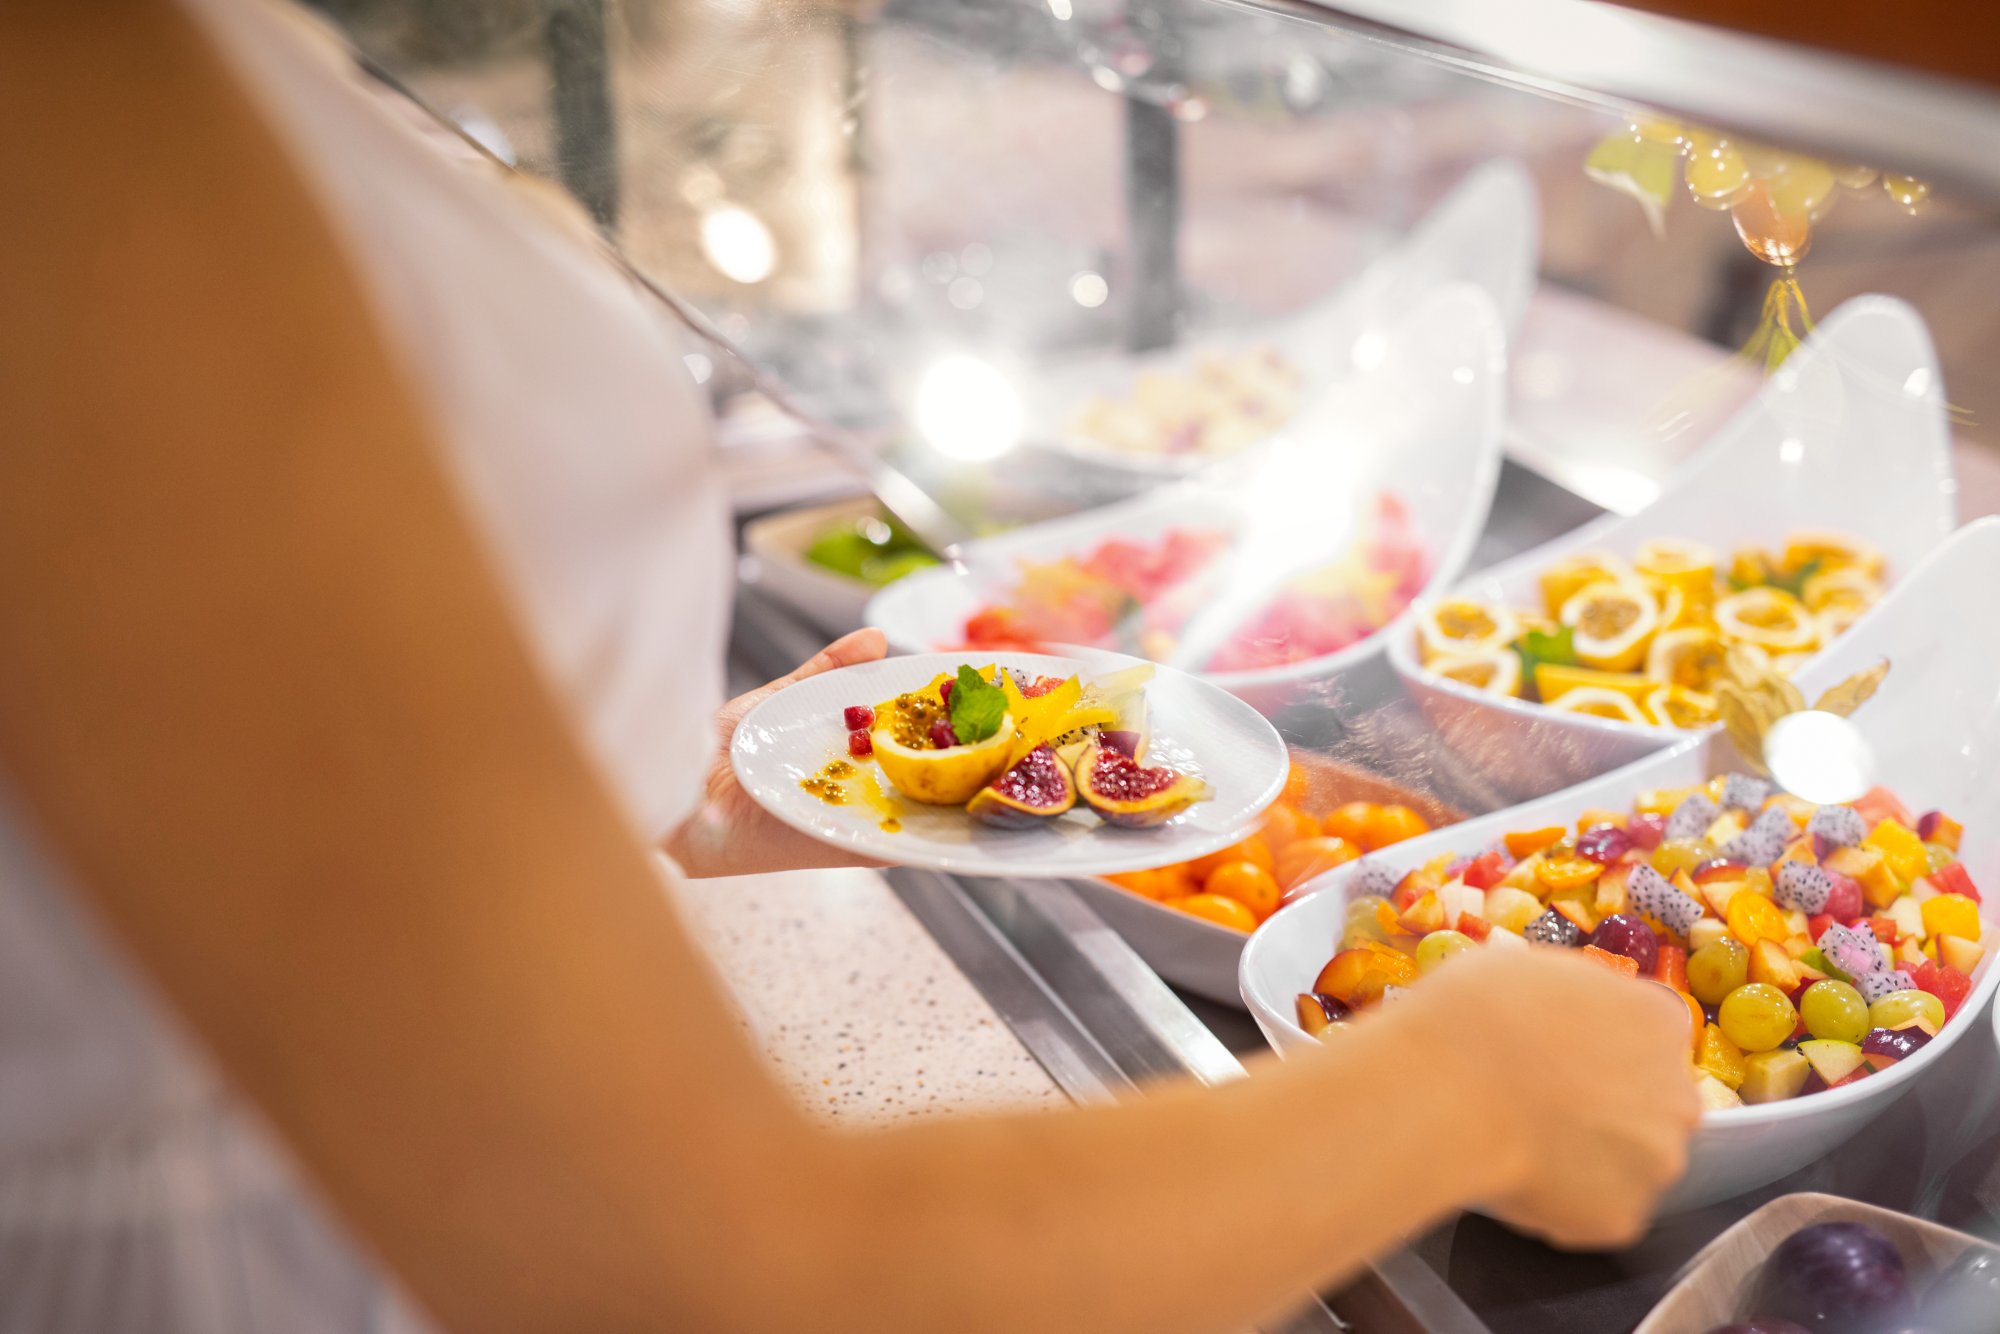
[1105,762,1434,933]
[1293,775,1984,1109]
[1067,346,1303,460]
[1416,530,1886,727]
[801,663,1210,832]
[963,494,1428,673]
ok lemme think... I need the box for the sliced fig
[966,744,1075,827]
[1075,743,1211,829]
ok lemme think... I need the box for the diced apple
[1692,1069,1744,1111]
[1698,877,1751,919]
[1687,917,1730,952]
[1739,1049,1811,1104]
[1783,908,1810,937]
[1825,846,1903,910]
[1550,890,1599,934]
[1749,939,1802,991]
[1941,934,1988,974]
[1896,938,1928,970]
[1483,886,1543,935]
[1885,895,1927,942]
[1436,880,1485,926]
[1704,810,1749,845]
[1486,926,1527,951]
[1798,1038,1868,1084]
[1594,866,1631,917]
[1397,892,1447,935]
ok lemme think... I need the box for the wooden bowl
[1634,1191,2000,1333]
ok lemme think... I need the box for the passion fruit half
[966,744,1075,828]
[1075,742,1211,829]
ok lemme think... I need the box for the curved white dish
[1243,518,2000,1215]
[742,495,896,638]
[1389,295,1958,803]
[730,649,1286,878]
[1021,158,1537,482]
[870,282,1508,717]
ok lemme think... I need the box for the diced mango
[1921,893,1981,943]
[1505,827,1566,859]
[1749,939,1802,991]
[1825,846,1903,910]
[1866,819,1930,885]
[1695,1023,1747,1089]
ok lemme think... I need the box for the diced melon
[1740,1049,1811,1104]
[1798,1039,1868,1084]
[1483,886,1543,935]
[1941,935,1988,975]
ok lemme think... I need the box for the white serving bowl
[1243,517,2000,1214]
[1389,295,1957,803]
[742,495,897,638]
[870,281,1508,717]
[1021,159,1537,485]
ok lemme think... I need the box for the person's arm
[0,8,1696,1334]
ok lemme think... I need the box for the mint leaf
[1767,557,1823,600]
[950,665,1007,744]
[1513,625,1578,701]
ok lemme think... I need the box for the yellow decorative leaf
[1813,659,1890,718]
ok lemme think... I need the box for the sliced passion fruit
[1782,529,1885,580]
[1075,743,1211,829]
[1560,580,1659,672]
[1634,537,1720,604]
[966,744,1075,827]
[1801,565,1881,614]
[1544,686,1649,724]
[1539,550,1639,617]
[1415,599,1519,665]
[1647,626,1729,693]
[872,712,1016,805]
[1643,683,1720,728]
[1714,587,1817,655]
[1428,646,1522,697]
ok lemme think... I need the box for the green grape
[1884,174,1931,210]
[1719,982,1798,1053]
[1687,937,1751,1006]
[1341,895,1392,948]
[1766,157,1836,217]
[1652,840,1711,877]
[1925,843,1955,876]
[1415,930,1475,974]
[1869,989,1946,1032]
[1799,980,1869,1044]
[1686,144,1750,207]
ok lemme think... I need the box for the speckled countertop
[667,866,1068,1125]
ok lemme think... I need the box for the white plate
[1390,295,1958,802]
[1243,517,2000,1214]
[729,648,1287,877]
[869,281,1508,716]
[1022,159,1537,482]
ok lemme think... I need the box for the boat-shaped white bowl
[870,282,1507,717]
[1389,295,1957,803]
[1244,517,2000,1215]
[1021,159,1537,484]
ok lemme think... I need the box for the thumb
[775,627,888,689]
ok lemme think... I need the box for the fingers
[778,627,887,689]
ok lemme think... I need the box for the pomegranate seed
[939,680,954,706]
[928,718,960,749]
[843,705,875,731]
[847,730,873,758]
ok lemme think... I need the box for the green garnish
[950,665,1007,744]
[1766,557,1823,600]
[1513,625,1579,701]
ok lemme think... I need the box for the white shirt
[0,1,731,1328]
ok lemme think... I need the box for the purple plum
[1750,1221,1912,1332]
